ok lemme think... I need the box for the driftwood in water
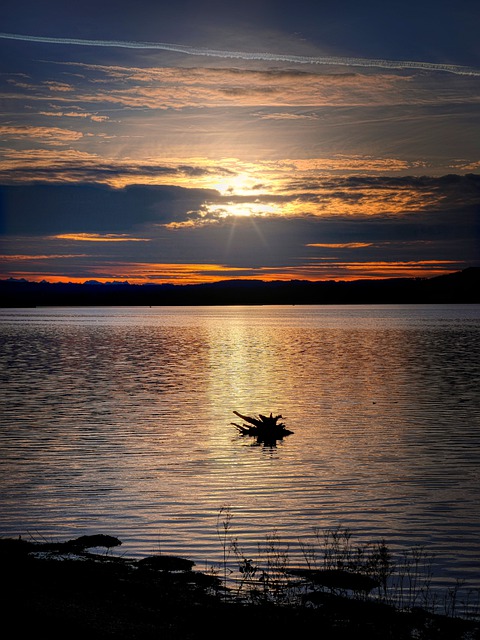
[233,410,284,429]
[231,410,293,441]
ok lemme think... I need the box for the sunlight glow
[204,201,280,218]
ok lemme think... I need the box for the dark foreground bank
[2,536,478,640]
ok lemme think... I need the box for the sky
[0,0,479,284]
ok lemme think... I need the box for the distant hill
[0,268,479,307]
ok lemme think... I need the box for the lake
[1,305,479,593]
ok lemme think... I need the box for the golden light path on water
[0,305,479,596]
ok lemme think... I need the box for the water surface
[1,305,479,589]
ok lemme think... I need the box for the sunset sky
[0,0,479,284]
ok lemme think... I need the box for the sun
[214,172,260,196]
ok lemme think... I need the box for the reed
[214,509,480,622]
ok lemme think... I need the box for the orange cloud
[51,233,150,242]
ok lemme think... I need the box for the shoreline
[3,535,478,640]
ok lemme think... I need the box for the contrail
[1,31,479,77]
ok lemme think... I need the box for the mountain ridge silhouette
[1,268,479,307]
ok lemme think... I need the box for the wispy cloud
[1,32,479,76]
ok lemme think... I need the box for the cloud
[1,31,479,76]
[0,183,219,235]
[0,125,83,145]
